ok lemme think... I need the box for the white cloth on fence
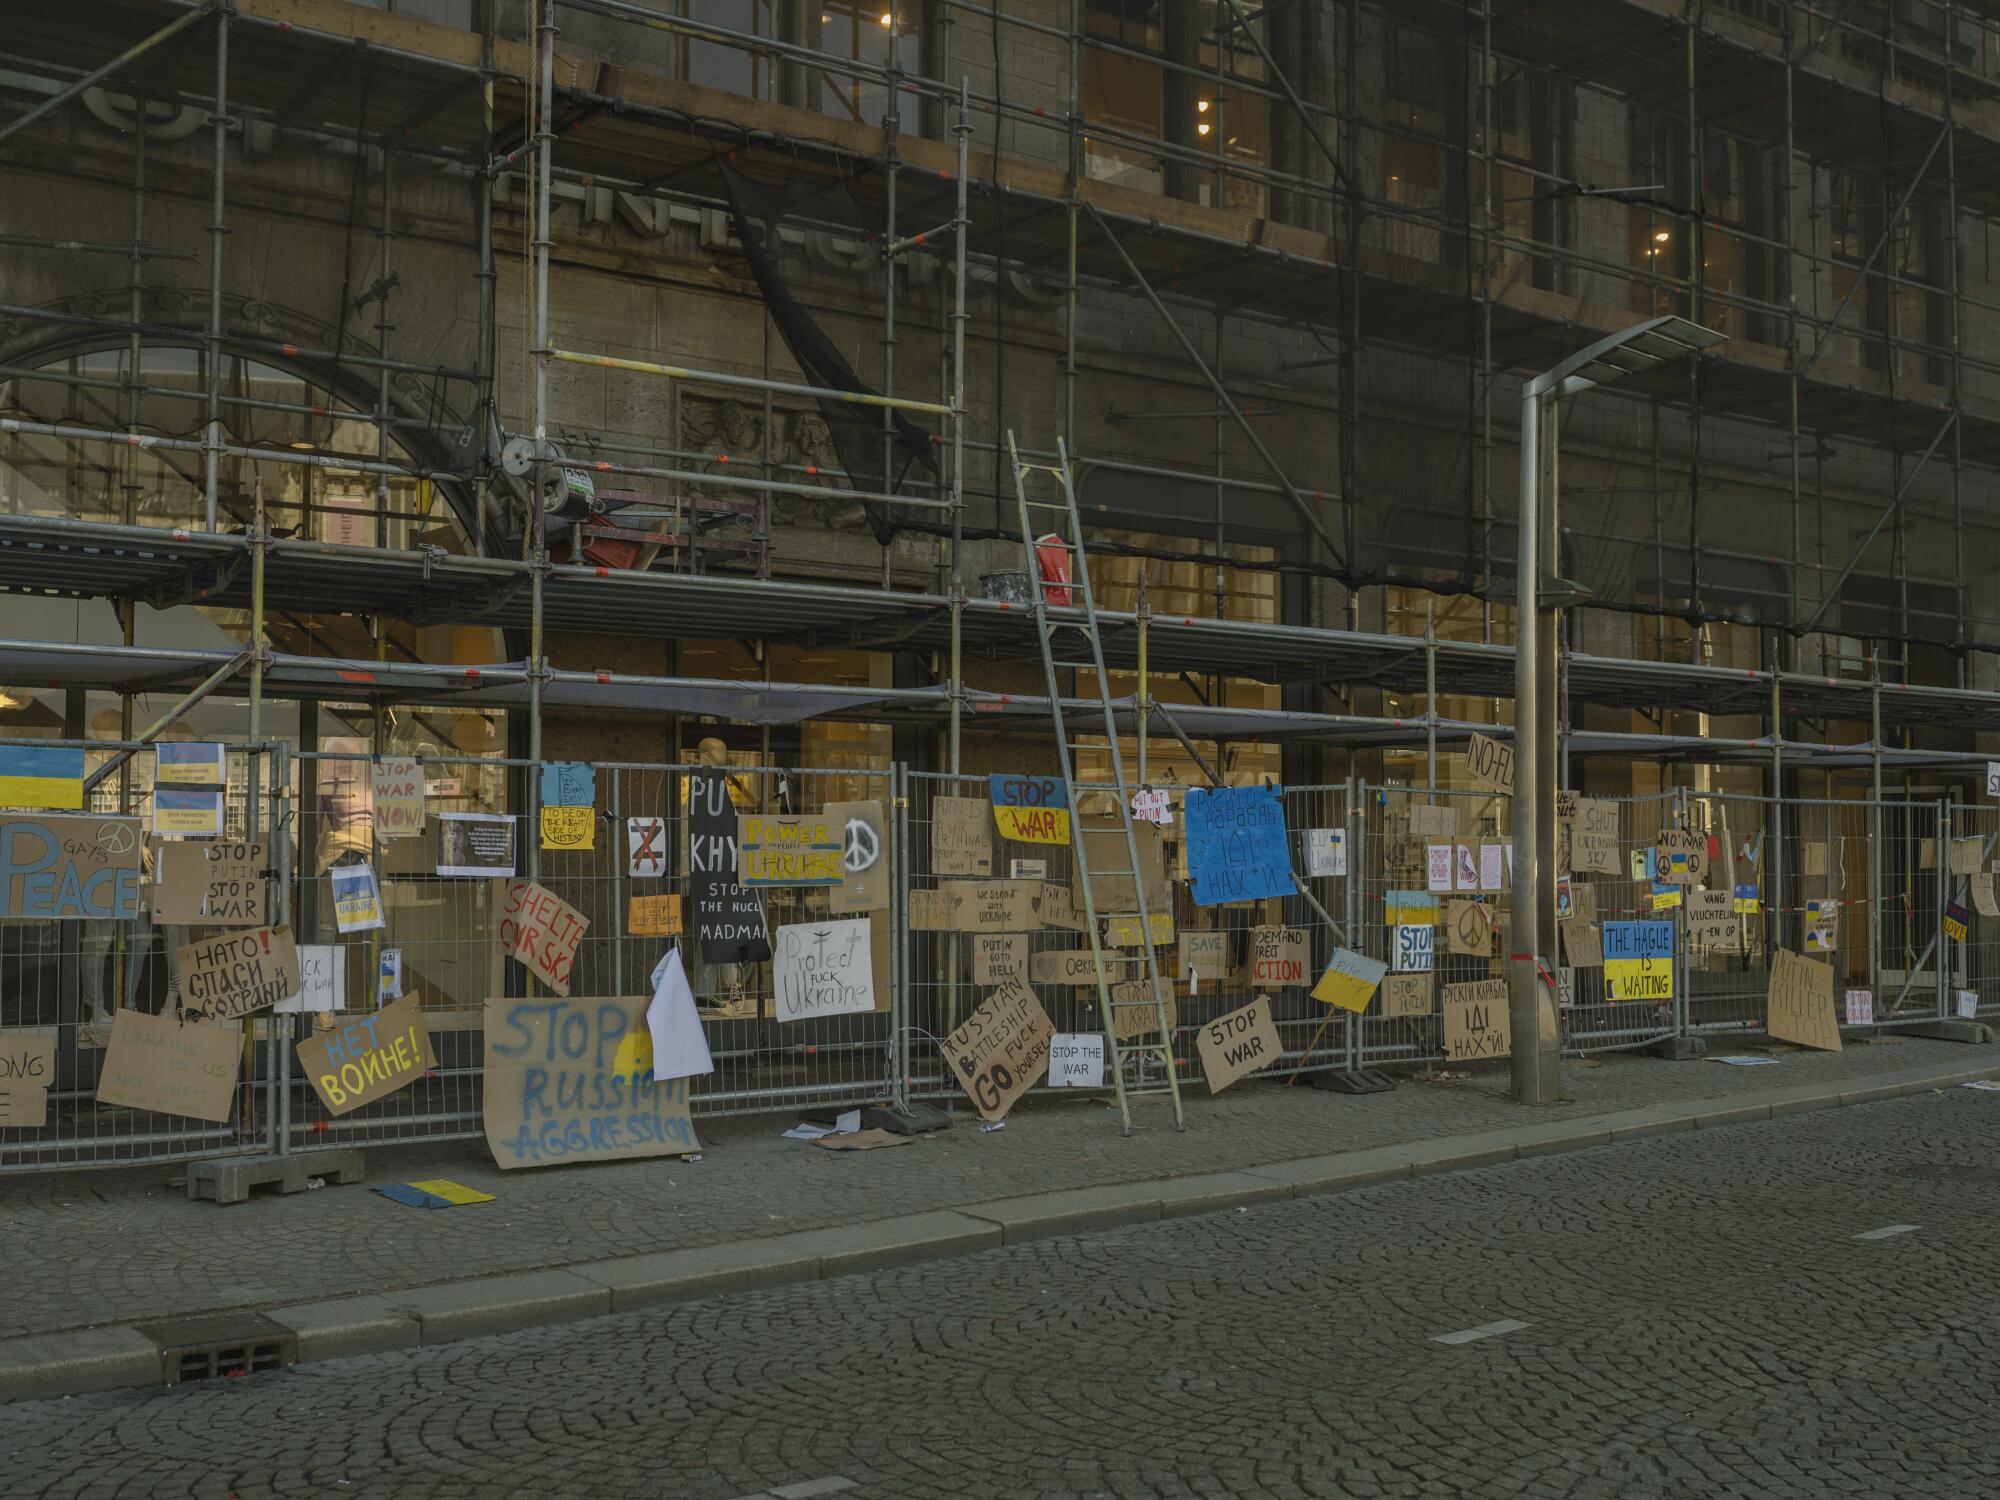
[647,946,714,1081]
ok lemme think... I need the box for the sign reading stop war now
[988,774,1071,845]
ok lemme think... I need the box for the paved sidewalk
[2,1033,1992,1354]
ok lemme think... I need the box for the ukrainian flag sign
[988,773,1070,845]
[0,745,84,810]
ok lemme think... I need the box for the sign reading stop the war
[499,879,590,997]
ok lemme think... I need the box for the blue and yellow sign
[0,745,84,810]
[988,773,1071,846]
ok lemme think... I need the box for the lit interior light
[1197,121,1211,136]
[1654,230,1671,242]
[879,10,893,24]
[1197,100,1211,113]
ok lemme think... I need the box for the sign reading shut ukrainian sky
[1603,920,1674,1001]
[1183,785,1297,906]
[988,774,1070,845]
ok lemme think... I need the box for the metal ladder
[1008,432,1185,1135]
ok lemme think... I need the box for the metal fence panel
[1,740,285,1173]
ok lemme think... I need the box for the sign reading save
[988,774,1070,845]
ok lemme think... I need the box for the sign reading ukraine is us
[988,774,1070,845]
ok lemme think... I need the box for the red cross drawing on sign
[629,817,665,877]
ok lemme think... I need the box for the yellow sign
[539,804,594,851]
[738,813,842,886]
[1384,890,1439,926]
[1604,956,1673,1001]
[628,894,683,937]
[1310,948,1388,1013]
[1103,912,1173,947]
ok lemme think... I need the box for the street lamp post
[1510,316,1727,1106]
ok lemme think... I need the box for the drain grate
[134,1311,297,1387]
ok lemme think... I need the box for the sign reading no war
[0,814,143,920]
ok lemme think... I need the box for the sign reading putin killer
[483,995,701,1168]
[0,814,142,920]
[1768,947,1841,1052]
[988,774,1071,845]
[296,993,435,1116]
[499,880,590,996]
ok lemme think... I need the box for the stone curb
[3,1054,1995,1403]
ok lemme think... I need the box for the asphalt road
[10,1087,2000,1499]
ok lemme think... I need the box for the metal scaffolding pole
[203,4,230,532]
[529,0,556,882]
[948,80,970,775]
[0,2,216,148]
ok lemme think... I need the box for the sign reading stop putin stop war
[483,995,700,1169]
[0,813,142,920]
[499,879,590,997]
[988,774,1071,845]
[296,993,435,1116]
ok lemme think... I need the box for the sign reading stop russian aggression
[1183,785,1296,906]
[988,774,1071,845]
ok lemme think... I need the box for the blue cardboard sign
[1603,920,1674,961]
[540,762,596,808]
[1183,785,1297,907]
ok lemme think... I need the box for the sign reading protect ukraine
[0,813,142,919]
[988,774,1070,845]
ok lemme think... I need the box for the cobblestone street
[11,1085,2000,1498]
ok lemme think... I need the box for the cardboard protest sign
[1048,1033,1105,1087]
[1950,837,1983,876]
[0,744,83,809]
[1183,785,1296,906]
[971,932,1027,986]
[1567,883,1598,924]
[1408,803,1459,837]
[1197,996,1282,1093]
[1250,926,1308,987]
[1559,919,1603,968]
[1031,949,1104,987]
[627,816,667,878]
[1109,982,1175,1040]
[687,772,769,963]
[330,861,385,934]
[1768,947,1840,1051]
[1688,889,1738,948]
[539,804,594,852]
[1569,797,1621,875]
[96,1009,238,1122]
[1381,972,1432,1018]
[1845,988,1874,1026]
[943,979,1054,1121]
[1393,923,1435,972]
[483,995,700,1167]
[945,879,1041,933]
[1603,920,1673,1001]
[153,839,265,926]
[371,757,425,840]
[931,796,993,877]
[1103,911,1174,947]
[772,918,876,1021]
[499,879,590,996]
[1974,876,2000,921]
[1,1026,56,1122]
[1444,978,1511,1061]
[437,812,516,877]
[1445,899,1494,958]
[296,993,435,1116]
[1464,732,1514,795]
[176,926,300,1022]
[738,812,843,887]
[1384,890,1439,927]
[825,800,889,913]
[627,894,682,937]
[1311,948,1387,1013]
[0,813,142,920]
[1305,828,1346,877]
[1178,930,1229,983]
[908,888,953,931]
[1654,827,1706,886]
[988,773,1071,845]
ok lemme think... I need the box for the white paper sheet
[647,946,715,1081]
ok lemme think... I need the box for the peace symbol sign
[96,820,137,856]
[844,815,881,872]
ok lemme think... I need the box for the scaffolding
[7,0,2000,802]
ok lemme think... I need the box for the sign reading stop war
[296,993,435,1115]
[988,773,1071,845]
[943,979,1054,1122]
[0,813,142,920]
[483,995,701,1168]
[1197,995,1282,1093]
[176,926,300,1022]
[499,879,590,997]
